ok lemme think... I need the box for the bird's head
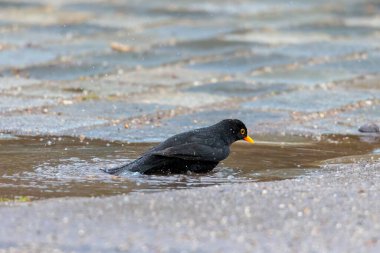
[217,119,254,145]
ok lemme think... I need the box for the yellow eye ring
[240,129,246,135]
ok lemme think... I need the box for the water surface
[0,134,379,200]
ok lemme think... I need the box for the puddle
[0,134,379,200]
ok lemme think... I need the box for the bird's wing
[152,143,228,162]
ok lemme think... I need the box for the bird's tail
[100,162,133,175]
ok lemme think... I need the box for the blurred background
[0,0,379,143]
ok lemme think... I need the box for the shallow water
[0,134,379,200]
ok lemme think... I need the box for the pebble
[359,123,380,133]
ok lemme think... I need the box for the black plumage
[102,119,254,175]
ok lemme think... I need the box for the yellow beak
[243,136,254,143]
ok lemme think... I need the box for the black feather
[102,119,251,175]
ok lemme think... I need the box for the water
[0,134,379,200]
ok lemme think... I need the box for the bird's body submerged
[107,155,219,175]
[103,119,254,175]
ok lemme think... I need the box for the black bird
[102,119,254,175]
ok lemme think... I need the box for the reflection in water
[0,134,379,200]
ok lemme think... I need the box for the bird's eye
[240,129,246,135]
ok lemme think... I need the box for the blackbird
[102,119,254,175]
